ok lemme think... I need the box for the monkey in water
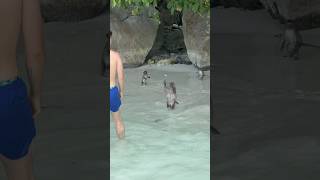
[279,22,302,60]
[163,79,179,109]
[141,70,151,86]
[275,21,320,60]
[198,70,204,80]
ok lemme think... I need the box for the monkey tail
[175,100,179,104]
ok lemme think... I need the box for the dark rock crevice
[145,0,191,65]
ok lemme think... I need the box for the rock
[41,0,107,22]
[158,2,182,26]
[260,0,320,29]
[146,24,188,64]
[213,0,263,10]
[145,1,188,64]
[147,54,191,65]
[182,10,210,69]
[156,58,176,65]
[110,8,158,66]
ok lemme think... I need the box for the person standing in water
[109,31,125,139]
[0,0,44,179]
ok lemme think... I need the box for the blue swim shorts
[0,77,36,160]
[110,86,121,112]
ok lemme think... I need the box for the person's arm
[22,0,45,117]
[116,53,124,98]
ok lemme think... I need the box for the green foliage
[167,0,210,14]
[111,0,210,15]
[150,11,161,23]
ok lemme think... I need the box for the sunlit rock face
[260,0,320,29]
[41,0,107,22]
[182,10,210,69]
[110,8,158,67]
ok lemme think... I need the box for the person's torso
[0,0,22,81]
[109,50,118,86]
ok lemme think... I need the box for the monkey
[275,21,320,60]
[163,79,179,109]
[279,22,302,60]
[198,70,204,80]
[141,70,151,86]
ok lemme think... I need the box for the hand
[30,96,41,119]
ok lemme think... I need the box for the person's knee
[112,111,122,120]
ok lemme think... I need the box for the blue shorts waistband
[0,77,19,87]
[110,85,117,89]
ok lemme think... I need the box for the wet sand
[213,8,320,179]
[0,14,108,179]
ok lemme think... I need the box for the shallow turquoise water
[110,65,210,180]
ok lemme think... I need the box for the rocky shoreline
[110,7,210,69]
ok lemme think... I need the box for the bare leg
[0,150,35,180]
[111,111,125,139]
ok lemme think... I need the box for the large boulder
[145,1,189,64]
[41,0,107,22]
[182,10,210,69]
[260,0,320,29]
[110,8,158,67]
[145,24,189,64]
[213,0,263,10]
